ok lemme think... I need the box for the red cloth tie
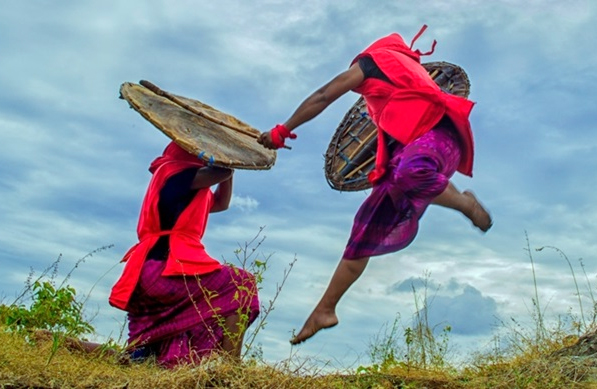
[409,24,437,57]
[270,124,296,149]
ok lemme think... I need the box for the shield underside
[120,82,276,170]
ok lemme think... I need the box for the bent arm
[189,167,233,213]
[210,173,233,213]
[191,166,233,190]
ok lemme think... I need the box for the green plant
[362,272,453,377]
[404,272,452,370]
[231,227,297,360]
[0,246,114,365]
[365,313,401,373]
[2,245,113,337]
[4,280,93,336]
[183,227,296,362]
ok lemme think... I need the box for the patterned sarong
[343,124,462,259]
[126,258,260,367]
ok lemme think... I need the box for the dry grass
[3,327,597,389]
[0,328,330,389]
[4,240,597,388]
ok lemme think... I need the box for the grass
[2,328,596,389]
[0,329,326,389]
[3,234,597,388]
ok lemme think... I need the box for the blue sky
[1,0,597,369]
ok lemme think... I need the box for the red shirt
[351,28,475,183]
[109,143,222,311]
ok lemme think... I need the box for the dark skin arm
[258,63,365,149]
[191,166,234,213]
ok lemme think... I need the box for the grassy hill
[2,325,597,388]
[3,241,597,388]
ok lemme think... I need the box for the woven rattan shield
[324,61,471,191]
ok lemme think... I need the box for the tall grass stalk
[536,245,587,331]
[229,227,297,359]
[524,231,547,343]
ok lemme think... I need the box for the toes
[289,316,338,345]
[290,330,311,345]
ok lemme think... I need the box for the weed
[2,245,113,337]
[230,226,297,360]
[173,226,296,362]
[362,271,453,378]
[4,280,93,336]
[1,245,114,364]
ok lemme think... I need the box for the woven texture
[324,61,470,191]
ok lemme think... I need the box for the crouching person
[109,141,259,368]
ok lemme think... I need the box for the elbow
[213,167,233,181]
[222,169,234,181]
[210,199,231,213]
[313,89,333,105]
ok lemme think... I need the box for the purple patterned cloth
[343,124,462,259]
[126,258,260,368]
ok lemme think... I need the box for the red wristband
[270,124,297,149]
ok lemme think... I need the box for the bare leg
[290,257,369,345]
[221,314,245,360]
[33,329,117,356]
[432,181,492,232]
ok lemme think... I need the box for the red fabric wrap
[350,27,475,184]
[109,142,223,311]
[270,124,296,149]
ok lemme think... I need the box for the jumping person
[109,142,259,367]
[258,26,491,344]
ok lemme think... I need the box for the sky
[1,0,597,370]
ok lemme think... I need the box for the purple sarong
[126,258,260,367]
[343,125,462,259]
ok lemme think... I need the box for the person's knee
[394,162,449,199]
[341,257,369,276]
[395,162,438,187]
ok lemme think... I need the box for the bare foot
[463,191,492,232]
[290,309,339,345]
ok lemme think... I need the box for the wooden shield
[120,80,276,170]
[324,61,471,191]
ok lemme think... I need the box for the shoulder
[160,167,200,198]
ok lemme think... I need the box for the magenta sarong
[126,258,260,368]
[343,124,462,259]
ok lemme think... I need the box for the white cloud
[230,194,260,212]
[1,0,597,368]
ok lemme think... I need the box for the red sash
[109,144,222,310]
[351,26,475,183]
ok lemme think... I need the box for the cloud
[230,194,260,212]
[2,0,597,368]
[421,285,499,335]
[388,276,441,294]
[388,277,499,335]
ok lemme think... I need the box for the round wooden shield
[120,81,276,170]
[324,61,471,191]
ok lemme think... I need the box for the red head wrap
[149,141,205,174]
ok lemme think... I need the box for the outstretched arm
[258,63,365,149]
